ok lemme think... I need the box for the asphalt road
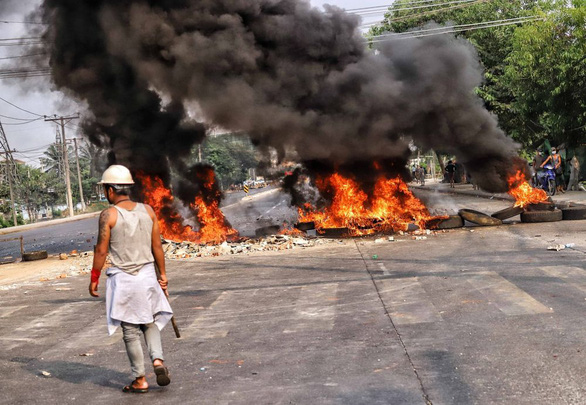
[1,213,586,404]
[0,187,289,261]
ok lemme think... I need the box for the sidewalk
[0,211,100,236]
[411,179,586,205]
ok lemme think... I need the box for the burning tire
[22,250,48,262]
[434,215,464,229]
[491,206,524,221]
[458,209,503,226]
[561,206,586,221]
[255,225,281,237]
[319,228,348,238]
[295,222,315,231]
[520,209,563,223]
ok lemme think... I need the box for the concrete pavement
[1,216,586,404]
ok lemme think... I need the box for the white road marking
[283,284,338,333]
[2,302,93,350]
[541,266,586,295]
[377,278,443,325]
[0,305,27,318]
[467,271,553,316]
[377,262,391,276]
[181,291,251,339]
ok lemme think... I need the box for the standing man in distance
[445,160,456,188]
[89,165,173,393]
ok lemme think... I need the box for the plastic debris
[375,238,385,244]
[548,244,565,251]
[565,243,576,248]
[372,255,379,260]
[40,371,52,377]
[59,253,68,260]
[79,353,94,357]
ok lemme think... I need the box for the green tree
[200,135,258,188]
[16,164,62,223]
[369,0,560,148]
[504,2,586,148]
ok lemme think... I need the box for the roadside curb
[0,212,100,236]
[411,184,514,202]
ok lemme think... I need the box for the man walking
[445,160,456,188]
[89,165,173,393]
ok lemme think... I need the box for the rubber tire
[295,222,315,231]
[319,228,348,238]
[547,179,556,196]
[458,209,503,226]
[435,215,464,229]
[491,206,524,221]
[561,206,586,221]
[22,250,48,262]
[255,225,281,238]
[526,202,555,212]
[520,209,563,223]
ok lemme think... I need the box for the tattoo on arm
[97,209,111,245]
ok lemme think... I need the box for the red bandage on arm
[91,268,102,283]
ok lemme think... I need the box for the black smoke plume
[36,0,525,213]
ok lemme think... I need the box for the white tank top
[109,203,155,275]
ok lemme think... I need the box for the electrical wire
[0,113,40,121]
[0,53,47,61]
[371,15,539,38]
[0,20,48,25]
[353,0,479,16]
[0,96,45,117]
[1,117,44,126]
[370,16,542,42]
[347,0,463,13]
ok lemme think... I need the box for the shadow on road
[11,356,127,390]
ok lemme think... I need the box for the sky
[0,0,388,167]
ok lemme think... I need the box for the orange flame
[137,173,238,244]
[298,173,439,235]
[507,170,548,208]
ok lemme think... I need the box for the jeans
[121,322,164,378]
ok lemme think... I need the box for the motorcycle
[537,163,556,196]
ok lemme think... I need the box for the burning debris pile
[295,171,444,236]
[25,0,538,244]
[137,168,238,245]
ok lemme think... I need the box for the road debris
[163,235,340,259]
[548,244,566,251]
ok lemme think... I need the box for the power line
[0,113,40,121]
[0,37,42,41]
[0,117,44,126]
[0,20,48,25]
[370,16,542,42]
[0,53,47,61]
[371,15,539,38]
[347,0,459,13]
[353,0,479,16]
[0,96,45,117]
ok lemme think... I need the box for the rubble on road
[162,235,341,259]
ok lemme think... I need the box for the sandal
[122,383,149,393]
[154,365,171,386]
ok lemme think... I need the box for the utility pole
[44,115,79,217]
[0,121,19,227]
[71,138,86,211]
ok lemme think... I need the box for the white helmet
[98,165,135,185]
